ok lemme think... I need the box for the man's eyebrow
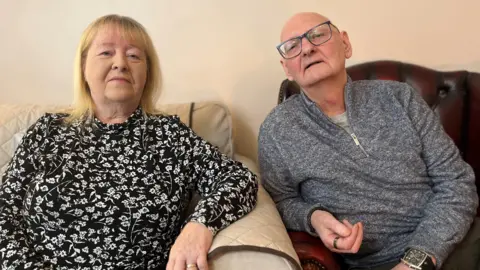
[281,33,301,43]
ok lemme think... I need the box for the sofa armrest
[230,154,337,270]
[233,154,259,175]
[207,155,301,269]
[288,231,341,270]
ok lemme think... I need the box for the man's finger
[342,219,353,229]
[336,223,359,250]
[350,222,363,253]
[326,218,352,237]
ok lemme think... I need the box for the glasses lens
[280,38,301,59]
[307,24,331,45]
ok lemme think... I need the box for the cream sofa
[0,102,301,270]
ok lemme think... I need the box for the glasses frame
[277,20,338,59]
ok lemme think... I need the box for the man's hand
[166,222,213,270]
[311,210,363,253]
[395,252,436,270]
[391,263,411,270]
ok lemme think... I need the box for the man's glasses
[277,21,338,59]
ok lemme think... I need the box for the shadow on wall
[231,108,258,163]
[229,56,285,165]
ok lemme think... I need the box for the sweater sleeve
[258,120,322,236]
[0,116,49,269]
[399,84,478,268]
[172,117,258,236]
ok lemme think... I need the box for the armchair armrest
[288,231,341,270]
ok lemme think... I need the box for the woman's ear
[82,57,86,74]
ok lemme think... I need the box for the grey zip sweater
[258,79,478,268]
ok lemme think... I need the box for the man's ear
[280,59,294,81]
[341,31,353,59]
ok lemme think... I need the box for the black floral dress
[0,108,258,269]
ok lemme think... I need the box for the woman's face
[84,25,147,111]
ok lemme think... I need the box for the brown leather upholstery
[278,60,480,270]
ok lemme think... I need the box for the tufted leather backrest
[278,60,480,211]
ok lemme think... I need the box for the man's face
[279,13,352,88]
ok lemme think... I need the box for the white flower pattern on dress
[0,108,258,269]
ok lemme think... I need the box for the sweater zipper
[350,133,369,157]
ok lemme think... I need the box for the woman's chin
[105,91,137,103]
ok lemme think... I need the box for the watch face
[404,249,427,266]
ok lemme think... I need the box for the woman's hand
[311,210,363,253]
[166,222,213,270]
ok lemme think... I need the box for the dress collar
[92,107,143,133]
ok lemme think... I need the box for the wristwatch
[401,248,435,270]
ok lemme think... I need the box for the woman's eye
[128,54,140,59]
[99,51,111,56]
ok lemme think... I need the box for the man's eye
[286,44,296,52]
[311,32,326,38]
[284,41,299,52]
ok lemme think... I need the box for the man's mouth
[305,61,323,70]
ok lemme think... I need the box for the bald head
[277,12,352,91]
[280,12,330,42]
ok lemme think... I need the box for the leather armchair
[278,60,480,270]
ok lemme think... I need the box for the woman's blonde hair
[68,14,161,123]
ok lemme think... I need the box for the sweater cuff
[304,205,325,236]
[407,235,450,269]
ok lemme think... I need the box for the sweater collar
[299,75,353,109]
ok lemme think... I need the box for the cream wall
[1,0,479,162]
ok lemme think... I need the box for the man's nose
[301,36,316,57]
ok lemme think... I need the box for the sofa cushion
[159,102,234,157]
[0,102,234,178]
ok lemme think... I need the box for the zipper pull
[350,133,360,145]
[350,133,369,157]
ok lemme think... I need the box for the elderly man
[258,12,479,270]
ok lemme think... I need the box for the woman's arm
[172,117,258,235]
[166,116,258,270]
[0,116,49,269]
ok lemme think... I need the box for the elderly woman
[0,15,258,270]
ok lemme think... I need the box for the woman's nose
[112,55,128,71]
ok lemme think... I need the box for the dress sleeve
[171,117,258,236]
[0,115,49,269]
